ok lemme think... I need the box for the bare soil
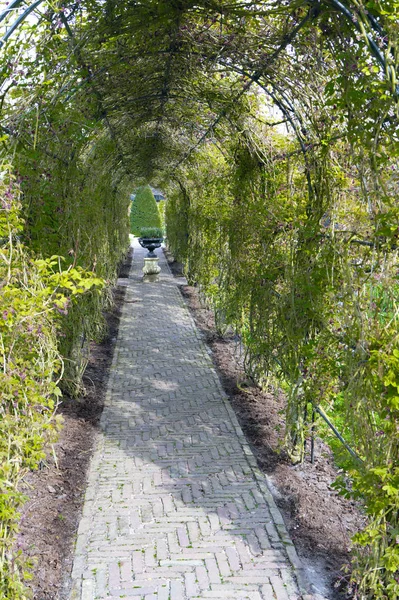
[165,249,364,600]
[17,249,133,600]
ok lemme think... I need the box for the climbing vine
[0,169,106,596]
[165,34,399,592]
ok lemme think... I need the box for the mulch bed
[165,249,364,600]
[17,248,132,600]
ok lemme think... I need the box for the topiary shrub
[130,185,162,235]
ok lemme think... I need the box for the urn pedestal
[142,257,161,282]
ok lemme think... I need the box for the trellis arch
[0,0,396,174]
[1,2,399,599]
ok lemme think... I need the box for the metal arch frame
[0,0,38,24]
[0,0,393,83]
[0,0,391,60]
[0,0,80,49]
[170,0,398,172]
[324,0,398,95]
[0,0,45,48]
[203,60,317,201]
[0,0,395,172]
[326,0,386,68]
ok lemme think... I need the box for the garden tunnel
[1,1,399,598]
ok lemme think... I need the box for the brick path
[70,239,310,600]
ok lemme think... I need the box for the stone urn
[138,237,163,258]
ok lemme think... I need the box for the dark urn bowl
[138,237,163,258]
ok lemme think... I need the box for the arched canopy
[0,0,396,185]
[2,5,399,600]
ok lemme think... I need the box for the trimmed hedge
[130,185,162,235]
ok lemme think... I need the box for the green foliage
[140,226,163,238]
[130,186,162,236]
[0,171,104,597]
[0,0,398,596]
[157,200,166,231]
[165,112,399,598]
[15,131,131,395]
[165,183,190,267]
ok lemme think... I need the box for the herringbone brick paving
[70,239,309,600]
